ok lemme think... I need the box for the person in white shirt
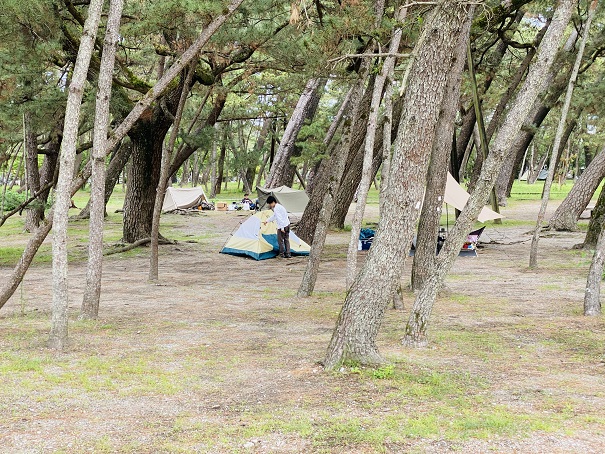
[263,196,291,258]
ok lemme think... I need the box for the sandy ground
[1,200,605,453]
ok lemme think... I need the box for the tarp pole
[467,40,501,223]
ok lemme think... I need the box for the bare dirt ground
[1,199,605,453]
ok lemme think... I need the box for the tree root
[103,237,175,256]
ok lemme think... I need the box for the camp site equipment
[162,187,209,212]
[220,211,310,260]
[409,226,485,258]
[256,185,309,213]
[358,228,375,251]
[444,173,503,222]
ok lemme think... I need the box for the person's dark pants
[277,226,291,257]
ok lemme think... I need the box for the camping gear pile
[409,226,486,258]
[220,210,310,260]
[358,228,375,251]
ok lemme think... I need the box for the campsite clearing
[1,197,605,453]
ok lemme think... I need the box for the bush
[1,189,26,211]
[0,189,48,212]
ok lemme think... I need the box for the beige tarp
[444,173,503,223]
[256,185,309,213]
[162,187,208,212]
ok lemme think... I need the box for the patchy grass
[2,182,605,452]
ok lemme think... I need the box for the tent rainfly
[162,187,208,212]
[444,173,503,223]
[220,211,310,260]
[256,185,309,213]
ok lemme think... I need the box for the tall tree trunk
[495,28,579,204]
[548,146,605,231]
[81,0,124,319]
[23,112,43,231]
[123,113,172,242]
[345,3,404,289]
[296,79,375,242]
[0,0,244,311]
[180,157,190,186]
[324,2,474,370]
[582,182,605,249]
[215,127,227,195]
[584,220,605,316]
[298,64,372,297]
[49,0,104,350]
[529,0,596,267]
[266,78,326,188]
[150,65,195,281]
[403,0,575,347]
[411,59,465,291]
[192,151,200,186]
[209,123,219,198]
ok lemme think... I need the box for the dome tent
[220,211,310,260]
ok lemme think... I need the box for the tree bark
[298,74,370,297]
[49,0,104,350]
[528,0,594,268]
[214,126,227,196]
[209,124,219,198]
[265,78,326,188]
[324,1,474,370]
[296,77,376,243]
[150,64,196,281]
[403,0,575,347]
[582,182,605,249]
[549,146,605,231]
[345,3,405,289]
[81,0,124,319]
[23,112,44,231]
[123,112,173,242]
[584,220,605,316]
[411,46,467,291]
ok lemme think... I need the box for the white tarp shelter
[162,187,208,212]
[256,185,309,213]
[444,173,503,222]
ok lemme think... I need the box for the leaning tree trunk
[584,220,605,316]
[345,2,404,289]
[296,77,376,243]
[265,78,326,188]
[81,0,124,319]
[529,0,596,268]
[548,145,605,231]
[150,65,195,281]
[49,0,104,350]
[324,1,474,370]
[298,62,372,297]
[403,0,575,347]
[582,181,605,248]
[329,92,405,230]
[23,112,44,231]
[411,43,467,291]
[0,0,245,311]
